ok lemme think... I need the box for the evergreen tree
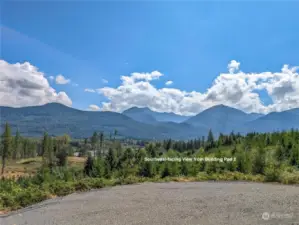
[91,131,98,158]
[84,156,94,177]
[275,141,284,162]
[265,135,271,146]
[236,150,246,173]
[114,129,118,141]
[119,148,136,177]
[290,144,299,166]
[207,129,215,150]
[93,157,105,177]
[1,122,12,175]
[180,160,189,176]
[56,147,68,167]
[106,147,118,173]
[251,147,266,175]
[165,139,172,151]
[99,132,104,156]
[201,136,205,149]
[42,133,54,169]
[13,129,21,160]
[146,143,157,157]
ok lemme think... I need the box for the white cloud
[228,60,240,74]
[55,74,70,84]
[87,104,100,111]
[165,80,173,86]
[0,60,72,107]
[84,88,96,93]
[102,79,108,84]
[97,61,299,115]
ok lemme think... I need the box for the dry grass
[68,156,86,163]
[171,177,197,182]
[0,156,85,179]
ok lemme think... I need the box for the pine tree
[207,129,215,150]
[56,147,68,167]
[42,132,54,168]
[1,122,12,175]
[236,150,246,173]
[146,143,157,157]
[119,148,136,177]
[180,160,189,176]
[114,129,118,141]
[106,147,118,173]
[91,131,98,158]
[290,144,299,166]
[251,147,266,175]
[13,129,21,160]
[275,141,284,162]
[265,135,271,146]
[165,139,172,151]
[99,132,104,156]
[84,156,94,177]
[201,136,205,149]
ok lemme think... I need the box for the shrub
[264,164,281,182]
[14,188,49,207]
[88,178,105,189]
[0,193,16,209]
[122,176,142,185]
[279,171,299,184]
[49,181,75,196]
[74,180,91,191]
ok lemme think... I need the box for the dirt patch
[68,156,86,163]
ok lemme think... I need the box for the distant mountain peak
[200,104,245,114]
[123,106,151,113]
[43,102,67,107]
[123,106,190,123]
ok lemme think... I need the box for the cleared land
[1,182,299,225]
[0,157,85,179]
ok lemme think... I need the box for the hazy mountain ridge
[0,103,298,139]
[185,105,264,133]
[0,103,205,139]
[122,106,191,123]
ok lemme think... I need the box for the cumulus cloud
[55,74,70,84]
[84,88,96,93]
[228,60,240,74]
[87,104,100,111]
[97,61,299,115]
[0,60,72,107]
[165,80,173,86]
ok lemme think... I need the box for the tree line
[1,122,299,179]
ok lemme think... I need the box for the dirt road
[1,182,299,225]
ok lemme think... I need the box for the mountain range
[0,103,298,140]
[122,107,191,123]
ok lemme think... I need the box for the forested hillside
[1,121,299,211]
[1,103,299,139]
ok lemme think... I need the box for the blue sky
[1,1,299,115]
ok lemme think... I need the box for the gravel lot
[1,182,299,225]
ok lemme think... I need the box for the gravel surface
[1,182,299,225]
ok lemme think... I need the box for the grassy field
[0,157,86,179]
